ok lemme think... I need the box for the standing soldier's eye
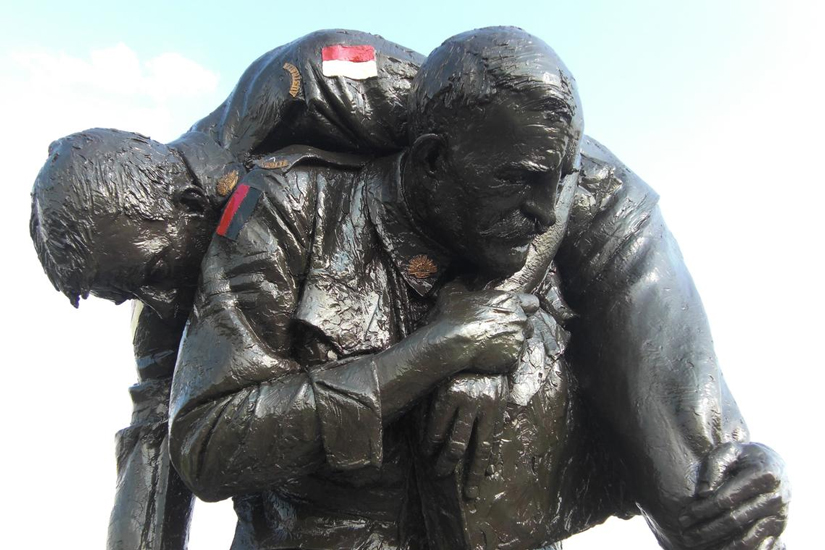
[495,169,530,187]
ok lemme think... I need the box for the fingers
[489,292,527,314]
[681,491,788,546]
[463,379,507,499]
[438,287,538,374]
[515,293,540,315]
[423,389,456,456]
[493,293,533,338]
[529,311,552,344]
[677,443,790,550]
[682,444,788,530]
[439,285,537,317]
[718,516,786,550]
[435,406,476,477]
[682,466,781,528]
[522,312,535,339]
[697,442,742,497]
[487,294,536,343]
[463,411,494,499]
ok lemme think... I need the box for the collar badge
[407,255,438,279]
[216,170,239,197]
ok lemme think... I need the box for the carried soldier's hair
[30,128,187,306]
[408,26,584,174]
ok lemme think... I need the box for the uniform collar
[169,131,247,208]
[365,153,453,297]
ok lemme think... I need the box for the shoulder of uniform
[560,136,664,293]
[251,145,370,173]
[169,131,247,200]
[214,145,368,242]
[571,135,659,225]
[214,153,325,242]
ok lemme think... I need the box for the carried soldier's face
[89,207,209,320]
[432,99,571,276]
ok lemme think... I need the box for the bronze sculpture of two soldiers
[30,28,789,550]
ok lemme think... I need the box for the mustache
[478,212,543,241]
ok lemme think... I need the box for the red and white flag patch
[322,45,377,80]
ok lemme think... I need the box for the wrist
[416,320,475,376]
[374,324,466,421]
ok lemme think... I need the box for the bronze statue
[30,28,789,550]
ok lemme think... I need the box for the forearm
[110,418,193,550]
[131,301,185,381]
[170,371,325,501]
[170,323,461,501]
[110,306,193,550]
[557,140,771,546]
[376,323,467,422]
[566,211,746,524]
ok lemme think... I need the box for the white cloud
[9,42,219,101]
[2,43,221,157]
[1,45,224,548]
[143,51,220,100]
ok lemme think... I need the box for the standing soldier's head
[404,27,583,277]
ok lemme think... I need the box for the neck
[399,152,438,244]
[169,131,245,209]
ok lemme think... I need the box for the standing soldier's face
[428,98,572,277]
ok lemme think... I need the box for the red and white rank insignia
[321,44,377,80]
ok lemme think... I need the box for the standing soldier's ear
[409,133,447,178]
[561,132,583,177]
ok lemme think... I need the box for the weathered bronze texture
[30,28,789,550]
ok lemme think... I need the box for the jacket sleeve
[168,167,383,503]
[108,304,193,550]
[557,137,749,533]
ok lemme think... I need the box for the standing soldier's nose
[522,201,556,232]
[522,183,557,232]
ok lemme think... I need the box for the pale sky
[1,1,822,548]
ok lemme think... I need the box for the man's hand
[421,286,541,499]
[432,285,539,375]
[423,373,508,500]
[676,442,790,550]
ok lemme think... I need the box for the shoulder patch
[322,45,377,80]
[216,183,262,240]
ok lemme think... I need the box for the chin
[475,243,530,279]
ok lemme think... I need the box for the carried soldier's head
[30,128,215,319]
[405,27,583,277]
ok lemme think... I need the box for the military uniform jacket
[169,138,740,550]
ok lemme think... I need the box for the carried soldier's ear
[177,186,209,215]
[410,133,446,177]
